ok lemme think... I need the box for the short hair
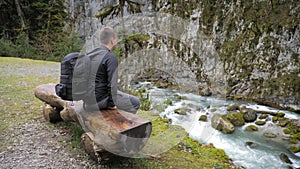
[99,26,117,45]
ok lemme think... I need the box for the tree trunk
[34,83,152,161]
[14,0,25,30]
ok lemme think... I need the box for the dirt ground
[0,57,98,169]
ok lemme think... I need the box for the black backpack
[55,52,80,100]
[55,47,109,101]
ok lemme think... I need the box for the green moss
[291,133,300,140]
[289,138,299,144]
[255,120,266,126]
[246,125,258,132]
[94,5,114,19]
[199,115,208,122]
[164,98,173,106]
[283,128,291,135]
[272,116,278,122]
[173,94,187,100]
[289,146,300,153]
[227,104,240,111]
[226,112,245,126]
[259,114,268,119]
[276,112,285,117]
[278,118,289,127]
[174,108,191,115]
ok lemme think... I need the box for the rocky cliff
[65,0,300,112]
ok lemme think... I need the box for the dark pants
[115,91,140,114]
[84,90,140,114]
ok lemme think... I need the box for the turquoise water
[136,83,300,169]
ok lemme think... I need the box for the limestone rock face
[67,0,300,112]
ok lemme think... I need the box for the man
[84,26,140,114]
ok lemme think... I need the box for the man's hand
[108,106,117,110]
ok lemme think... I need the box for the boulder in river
[263,132,277,138]
[289,146,300,153]
[211,114,235,134]
[227,104,240,111]
[279,153,292,164]
[199,115,208,122]
[245,141,258,148]
[255,120,266,126]
[278,118,289,127]
[174,108,191,115]
[241,108,257,122]
[225,111,245,126]
[276,112,285,117]
[245,125,259,131]
[259,114,268,119]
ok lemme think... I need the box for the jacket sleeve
[105,53,118,107]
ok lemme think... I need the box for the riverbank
[0,57,238,168]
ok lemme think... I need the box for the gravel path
[0,57,98,169]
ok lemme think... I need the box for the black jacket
[94,46,118,108]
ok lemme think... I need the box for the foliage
[94,0,142,23]
[0,0,82,61]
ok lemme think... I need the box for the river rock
[245,125,258,131]
[272,116,278,122]
[225,111,245,126]
[198,87,212,96]
[211,114,235,134]
[279,153,292,164]
[255,120,266,126]
[227,104,240,111]
[289,146,300,153]
[245,141,258,148]
[242,108,257,122]
[263,132,277,138]
[276,112,285,117]
[259,114,268,119]
[278,118,289,127]
[283,128,291,134]
[199,115,207,122]
[174,108,191,115]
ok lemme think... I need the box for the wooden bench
[34,83,152,163]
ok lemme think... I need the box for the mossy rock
[173,94,187,100]
[289,138,299,144]
[289,146,300,153]
[245,141,258,148]
[198,87,212,96]
[199,115,208,122]
[291,133,300,140]
[276,112,285,117]
[210,108,217,112]
[174,108,191,115]
[227,104,240,111]
[255,120,266,126]
[259,114,268,119]
[263,132,277,138]
[245,125,259,131]
[242,109,257,122]
[283,128,291,135]
[226,111,245,126]
[211,114,235,134]
[164,98,172,105]
[279,153,292,164]
[272,116,279,122]
[278,118,289,127]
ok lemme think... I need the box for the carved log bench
[34,83,152,163]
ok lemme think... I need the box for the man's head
[99,26,118,51]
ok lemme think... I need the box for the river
[135,82,300,169]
